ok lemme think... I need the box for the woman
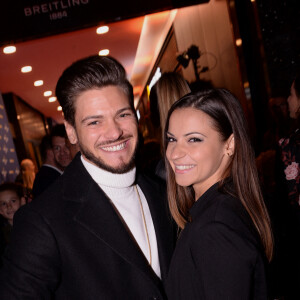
[164,89,273,299]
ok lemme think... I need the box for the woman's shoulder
[193,190,259,244]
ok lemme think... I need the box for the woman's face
[287,82,300,119]
[166,107,233,199]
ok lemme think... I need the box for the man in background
[32,124,72,198]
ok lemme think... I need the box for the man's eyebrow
[117,107,133,114]
[81,107,133,123]
[81,115,104,123]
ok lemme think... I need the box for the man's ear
[64,121,78,145]
[225,134,235,156]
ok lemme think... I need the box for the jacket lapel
[136,174,175,281]
[62,155,161,286]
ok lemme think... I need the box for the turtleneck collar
[81,155,136,188]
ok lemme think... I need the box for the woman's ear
[225,134,235,156]
[64,121,78,145]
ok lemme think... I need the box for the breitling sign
[0,94,20,184]
[0,0,209,45]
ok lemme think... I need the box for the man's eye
[120,113,131,118]
[88,121,99,126]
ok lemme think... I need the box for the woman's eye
[166,136,176,143]
[189,137,202,142]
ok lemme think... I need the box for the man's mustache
[96,135,133,148]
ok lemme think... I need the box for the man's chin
[82,153,135,174]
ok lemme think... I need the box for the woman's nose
[169,143,186,160]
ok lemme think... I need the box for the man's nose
[104,119,123,140]
[61,145,70,155]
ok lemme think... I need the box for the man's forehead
[52,136,66,144]
[74,88,133,118]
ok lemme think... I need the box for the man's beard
[78,137,138,174]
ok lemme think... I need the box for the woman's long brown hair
[164,89,273,261]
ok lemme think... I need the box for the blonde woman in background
[149,72,191,180]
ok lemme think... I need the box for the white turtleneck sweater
[81,156,161,278]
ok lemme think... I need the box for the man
[32,125,72,198]
[0,56,175,299]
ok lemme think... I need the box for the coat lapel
[136,174,175,281]
[62,155,161,286]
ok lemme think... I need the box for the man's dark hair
[50,124,67,146]
[55,55,134,127]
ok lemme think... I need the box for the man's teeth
[175,165,194,170]
[102,142,126,152]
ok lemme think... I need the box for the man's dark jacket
[0,154,175,299]
[32,165,61,198]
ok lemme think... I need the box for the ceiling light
[99,49,109,56]
[49,97,57,102]
[96,26,109,34]
[3,46,16,54]
[34,80,43,87]
[44,91,52,97]
[57,106,62,111]
[21,66,32,73]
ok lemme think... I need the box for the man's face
[65,86,138,174]
[52,136,72,170]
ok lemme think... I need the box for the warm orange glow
[236,38,242,46]
[133,86,143,95]
[135,55,152,66]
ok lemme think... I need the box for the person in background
[51,124,72,170]
[0,182,25,267]
[149,72,191,180]
[15,158,36,201]
[65,135,80,159]
[279,73,300,206]
[274,72,300,299]
[0,55,175,299]
[32,125,72,198]
[164,89,273,299]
